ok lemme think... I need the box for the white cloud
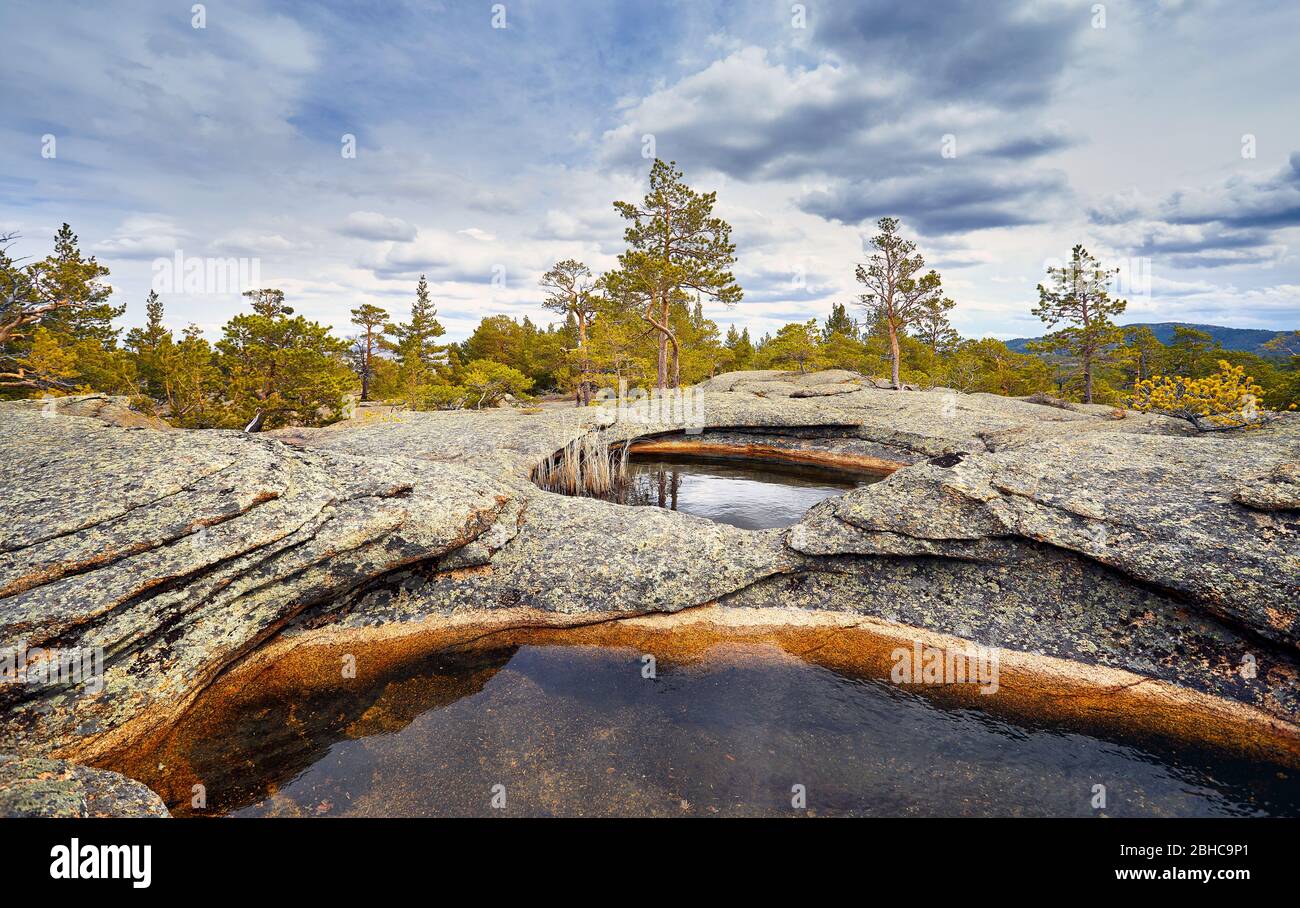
[339,211,418,242]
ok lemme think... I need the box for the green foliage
[1030,245,1127,404]
[855,217,945,388]
[7,217,1296,430]
[605,159,741,387]
[28,224,124,346]
[758,320,825,373]
[2,225,128,396]
[459,359,534,408]
[819,330,869,372]
[460,314,567,389]
[124,290,171,398]
[939,338,1052,396]
[215,289,357,429]
[915,296,958,354]
[822,303,858,341]
[159,325,226,428]
[540,259,598,404]
[724,324,755,371]
[349,302,389,401]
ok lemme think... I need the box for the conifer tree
[349,303,389,401]
[1029,245,1126,404]
[606,159,742,388]
[855,217,944,390]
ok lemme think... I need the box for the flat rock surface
[3,370,1298,811]
[0,406,519,765]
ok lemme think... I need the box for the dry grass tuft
[534,432,630,496]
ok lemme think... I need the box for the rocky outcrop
[807,427,1300,650]
[0,753,168,817]
[2,371,1298,812]
[0,407,520,775]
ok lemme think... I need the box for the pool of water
[146,644,1297,817]
[612,456,883,529]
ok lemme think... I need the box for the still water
[150,644,1297,818]
[613,456,883,529]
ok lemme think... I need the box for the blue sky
[2,0,1298,344]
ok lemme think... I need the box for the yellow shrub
[1131,360,1273,430]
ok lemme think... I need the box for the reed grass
[534,431,630,497]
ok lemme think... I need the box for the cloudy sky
[2,0,1298,344]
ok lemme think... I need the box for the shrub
[1131,360,1277,431]
[459,359,533,408]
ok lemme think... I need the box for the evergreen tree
[388,275,446,407]
[540,259,598,405]
[760,320,824,373]
[724,325,755,370]
[822,302,858,341]
[915,296,958,354]
[216,288,355,428]
[29,224,124,346]
[1164,326,1216,376]
[160,325,225,428]
[1120,325,1164,385]
[855,217,945,389]
[820,329,868,373]
[606,159,742,388]
[1029,245,1127,404]
[349,303,389,401]
[125,290,173,398]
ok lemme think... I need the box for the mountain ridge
[1005,322,1294,356]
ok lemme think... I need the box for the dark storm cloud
[1163,154,1300,230]
[812,0,1085,106]
[800,168,1070,236]
[1091,153,1300,268]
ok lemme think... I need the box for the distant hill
[1005,323,1292,356]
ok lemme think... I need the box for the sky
[2,0,1298,345]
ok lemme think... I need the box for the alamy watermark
[890,638,1000,695]
[1,639,104,695]
[151,250,261,295]
[594,379,706,434]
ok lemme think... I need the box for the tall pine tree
[605,159,742,388]
[1030,245,1126,404]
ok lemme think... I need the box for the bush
[459,359,534,408]
[1131,360,1277,431]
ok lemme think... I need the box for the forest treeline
[3,161,1298,429]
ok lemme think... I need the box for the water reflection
[614,456,882,529]
[123,644,1299,818]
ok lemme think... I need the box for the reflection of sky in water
[212,645,1299,818]
[616,457,881,529]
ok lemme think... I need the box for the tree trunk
[1083,350,1094,404]
[888,323,902,389]
[576,314,591,406]
[361,332,373,401]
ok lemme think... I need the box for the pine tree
[606,159,742,388]
[386,276,447,408]
[540,260,598,405]
[30,223,124,346]
[822,303,858,341]
[915,296,958,354]
[14,327,80,393]
[1120,325,1164,385]
[724,325,755,371]
[161,325,225,428]
[855,217,944,390]
[125,290,174,398]
[349,303,389,401]
[761,320,825,373]
[216,289,355,428]
[1030,245,1127,404]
